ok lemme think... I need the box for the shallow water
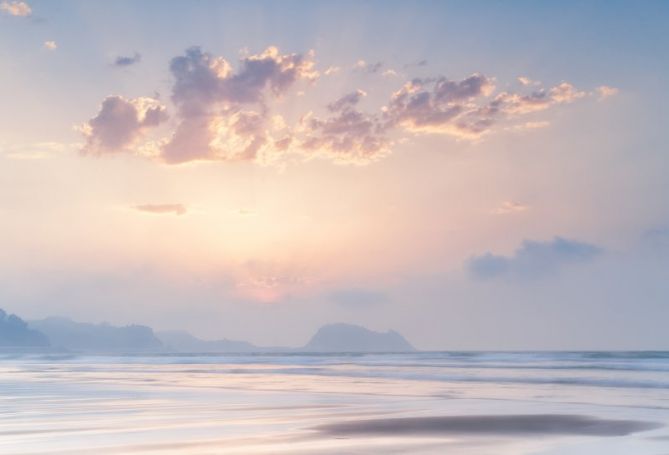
[0,352,668,454]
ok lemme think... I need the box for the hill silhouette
[0,309,49,348]
[303,323,415,352]
[29,317,164,353]
[157,330,259,353]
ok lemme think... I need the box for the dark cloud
[134,204,186,216]
[468,237,602,280]
[80,96,168,155]
[113,52,141,67]
[327,89,366,112]
[329,288,390,307]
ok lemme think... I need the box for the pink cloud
[134,204,187,216]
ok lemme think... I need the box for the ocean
[0,352,668,454]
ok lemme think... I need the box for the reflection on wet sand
[317,414,662,437]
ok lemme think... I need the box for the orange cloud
[134,204,187,216]
[0,1,31,16]
[596,85,619,100]
[492,201,530,215]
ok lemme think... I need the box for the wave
[4,351,669,392]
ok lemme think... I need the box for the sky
[1,0,668,349]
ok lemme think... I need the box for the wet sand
[0,352,668,454]
[317,413,662,437]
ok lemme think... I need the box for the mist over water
[1,352,668,454]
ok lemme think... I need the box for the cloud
[327,89,367,112]
[162,109,269,163]
[80,96,168,155]
[161,46,317,164]
[303,75,587,162]
[329,288,390,307]
[494,82,586,115]
[113,52,141,67]
[1,141,75,160]
[596,85,619,100]
[467,237,602,280]
[43,41,57,51]
[403,59,428,69]
[492,201,530,215]
[0,1,31,16]
[324,66,340,76]
[80,46,603,166]
[134,204,186,216]
[548,82,586,103]
[300,103,391,165]
[235,208,257,217]
[168,46,317,110]
[354,59,384,74]
[517,76,539,86]
[300,89,387,164]
[505,121,550,132]
[383,73,496,138]
[382,76,588,141]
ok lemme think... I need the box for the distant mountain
[17,315,415,354]
[303,323,415,352]
[157,330,258,353]
[0,309,49,348]
[29,317,165,353]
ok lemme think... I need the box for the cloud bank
[468,237,602,280]
[80,46,612,166]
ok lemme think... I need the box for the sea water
[0,352,668,454]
